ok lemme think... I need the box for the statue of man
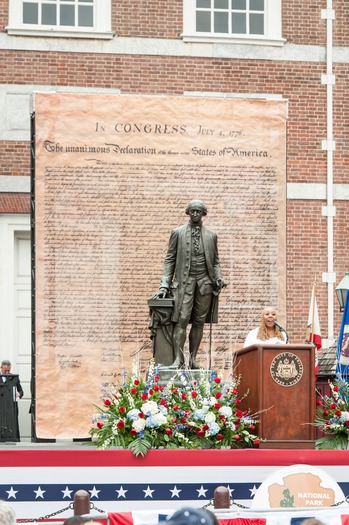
[156,200,226,369]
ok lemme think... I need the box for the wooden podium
[235,344,315,449]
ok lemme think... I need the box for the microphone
[274,321,289,343]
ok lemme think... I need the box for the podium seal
[270,351,303,387]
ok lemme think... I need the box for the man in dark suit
[0,359,24,441]
[157,200,226,369]
[1,360,23,399]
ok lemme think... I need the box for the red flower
[191,391,198,398]
[160,398,167,406]
[114,394,118,399]
[197,430,205,438]
[250,425,255,431]
[172,388,178,394]
[97,422,103,429]
[149,388,154,395]
[236,410,243,418]
[130,429,137,437]
[154,375,160,382]
[235,435,241,441]
[182,393,187,400]
[234,398,241,404]
[316,400,322,406]
[180,417,187,424]
[323,410,329,416]
[335,410,342,416]
[165,428,172,435]
[215,392,222,399]
[217,434,224,441]
[346,421,349,427]
[154,385,160,391]
[330,403,337,409]
[214,403,221,409]
[104,399,111,406]
[203,424,209,431]
[233,388,238,394]
[235,419,240,424]
[253,439,260,447]
[160,385,165,391]
[133,379,140,385]
[173,404,179,411]
[130,388,137,395]
[117,420,125,429]
[141,393,148,401]
[333,386,339,392]
[172,418,177,423]
[138,412,144,418]
[119,406,126,413]
[214,377,221,384]
[219,415,225,420]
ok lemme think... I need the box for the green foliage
[315,377,349,450]
[90,361,261,456]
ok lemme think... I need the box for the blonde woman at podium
[243,306,288,347]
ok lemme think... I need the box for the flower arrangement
[90,362,261,456]
[315,376,349,449]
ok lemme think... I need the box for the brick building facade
[0,0,348,436]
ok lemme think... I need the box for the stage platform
[1,444,349,521]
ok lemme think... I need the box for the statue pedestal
[154,367,216,385]
[148,297,174,366]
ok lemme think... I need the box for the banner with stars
[1,449,349,521]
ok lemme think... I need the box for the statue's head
[185,200,208,216]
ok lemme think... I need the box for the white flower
[154,413,167,425]
[219,406,232,418]
[210,396,217,406]
[132,418,146,432]
[141,400,159,416]
[341,411,349,421]
[205,412,216,424]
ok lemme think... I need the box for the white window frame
[6,0,113,39]
[183,0,285,46]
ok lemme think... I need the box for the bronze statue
[153,200,226,369]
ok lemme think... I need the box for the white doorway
[0,214,31,439]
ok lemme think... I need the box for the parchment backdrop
[33,93,287,438]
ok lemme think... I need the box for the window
[183,0,284,46]
[7,0,113,38]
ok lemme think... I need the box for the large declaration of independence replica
[31,92,317,451]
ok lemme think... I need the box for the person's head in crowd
[300,520,327,525]
[0,501,16,525]
[165,507,217,525]
[1,360,11,375]
[257,306,284,342]
[63,517,93,525]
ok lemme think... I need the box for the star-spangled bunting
[170,486,181,498]
[4,481,349,504]
[89,486,100,498]
[116,486,128,499]
[34,487,46,499]
[143,486,154,498]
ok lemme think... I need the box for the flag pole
[310,278,317,345]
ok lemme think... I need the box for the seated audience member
[243,306,287,348]
[63,517,93,525]
[165,507,217,525]
[0,501,16,525]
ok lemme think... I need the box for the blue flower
[207,422,220,436]
[127,408,140,421]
